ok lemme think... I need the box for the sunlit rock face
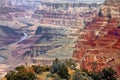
[104,0,120,5]
[32,2,100,29]
[101,0,120,19]
[73,0,120,76]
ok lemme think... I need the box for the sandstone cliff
[73,0,120,77]
[104,0,120,5]
[101,0,120,19]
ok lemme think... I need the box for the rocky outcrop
[101,0,120,19]
[73,0,120,76]
[104,0,120,5]
[0,25,23,47]
[73,17,120,75]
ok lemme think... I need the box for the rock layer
[0,25,23,47]
[73,0,120,76]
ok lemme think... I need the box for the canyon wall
[0,25,23,47]
[73,0,120,76]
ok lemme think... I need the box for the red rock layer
[73,16,120,76]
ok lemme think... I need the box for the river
[18,32,28,43]
[0,32,28,63]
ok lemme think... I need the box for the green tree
[32,65,42,74]
[50,58,61,74]
[15,65,25,72]
[26,72,36,80]
[89,71,103,80]
[32,65,50,74]
[102,67,117,80]
[6,66,36,80]
[57,64,70,80]
[14,71,36,80]
[72,70,93,80]
[5,71,16,80]
[89,67,117,80]
[65,59,77,70]
[44,65,50,72]
[72,70,81,80]
[14,71,27,80]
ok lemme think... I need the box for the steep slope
[104,0,120,5]
[73,0,120,77]
[0,25,23,47]
[32,2,99,28]
[101,0,120,19]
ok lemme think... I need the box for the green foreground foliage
[5,58,117,80]
[5,70,36,80]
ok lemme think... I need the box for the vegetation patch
[3,58,117,80]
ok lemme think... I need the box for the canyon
[0,0,120,79]
[0,25,23,48]
[73,0,120,77]
[0,2,99,78]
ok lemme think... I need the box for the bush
[32,65,50,74]
[102,67,117,80]
[6,70,36,80]
[72,70,93,80]
[5,71,16,80]
[15,65,25,72]
[88,67,117,80]
[32,65,42,74]
[50,58,61,74]
[65,59,77,70]
[57,64,70,80]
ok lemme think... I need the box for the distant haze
[40,0,105,3]
[6,0,105,6]
[79,0,105,3]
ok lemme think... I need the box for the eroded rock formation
[0,7,26,21]
[0,25,23,47]
[32,2,100,28]
[73,0,120,76]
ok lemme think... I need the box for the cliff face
[101,0,120,19]
[73,0,120,76]
[0,25,23,47]
[32,2,99,28]
[104,0,120,5]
